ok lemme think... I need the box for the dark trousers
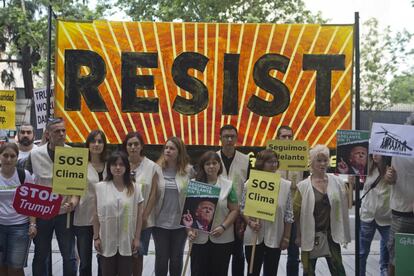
[231,224,245,276]
[73,225,93,276]
[152,227,187,276]
[245,243,281,276]
[100,252,133,276]
[32,212,77,276]
[191,240,233,276]
[287,222,300,276]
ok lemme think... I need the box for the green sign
[395,233,414,276]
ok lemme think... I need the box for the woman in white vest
[122,132,163,276]
[74,130,107,276]
[294,144,350,276]
[153,137,194,276]
[92,151,144,276]
[360,154,391,276]
[242,149,293,276]
[187,151,239,276]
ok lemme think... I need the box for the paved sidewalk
[24,238,381,275]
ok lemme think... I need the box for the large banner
[56,21,354,146]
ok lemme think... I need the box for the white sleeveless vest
[133,157,164,227]
[193,176,235,244]
[74,163,107,226]
[30,143,70,215]
[244,178,291,248]
[297,174,351,251]
[217,150,249,202]
[94,181,143,257]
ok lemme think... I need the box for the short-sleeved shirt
[0,169,34,225]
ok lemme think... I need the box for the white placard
[369,123,414,158]
[33,87,54,130]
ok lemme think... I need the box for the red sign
[13,184,63,219]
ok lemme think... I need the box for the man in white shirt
[16,123,37,162]
[385,112,414,276]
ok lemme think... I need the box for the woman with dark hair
[187,151,239,276]
[92,151,144,276]
[242,149,293,276]
[294,145,350,276]
[153,137,194,276]
[122,132,163,276]
[0,143,36,276]
[74,130,107,276]
[360,154,392,276]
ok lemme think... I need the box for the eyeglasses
[222,135,237,140]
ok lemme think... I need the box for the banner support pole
[354,11,361,276]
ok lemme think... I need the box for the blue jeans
[73,225,93,276]
[0,223,30,268]
[32,213,77,276]
[359,220,390,276]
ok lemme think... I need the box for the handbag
[309,231,331,259]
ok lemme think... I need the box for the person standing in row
[359,154,391,276]
[216,125,249,276]
[153,137,194,276]
[93,151,143,276]
[74,130,108,276]
[243,149,293,276]
[16,123,37,164]
[26,117,79,276]
[122,132,163,276]
[276,125,302,276]
[188,151,239,276]
[294,145,350,276]
[0,143,36,276]
[385,112,414,276]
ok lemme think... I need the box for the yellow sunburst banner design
[55,21,354,147]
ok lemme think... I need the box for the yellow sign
[55,21,353,146]
[52,147,89,195]
[243,169,280,222]
[266,140,309,171]
[0,90,16,130]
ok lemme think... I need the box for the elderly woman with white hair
[293,144,350,276]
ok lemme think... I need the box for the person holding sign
[187,151,239,276]
[0,143,36,275]
[73,130,107,276]
[242,149,293,276]
[276,125,303,276]
[384,112,414,276]
[359,154,391,276]
[92,151,144,276]
[294,145,350,276]
[122,132,163,276]
[25,117,79,276]
[153,137,194,276]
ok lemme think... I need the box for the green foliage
[388,73,414,103]
[360,18,413,110]
[116,0,325,23]
[0,0,109,89]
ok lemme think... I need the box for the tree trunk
[20,44,34,98]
